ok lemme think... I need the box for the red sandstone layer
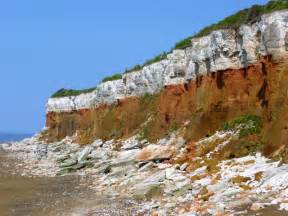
[44,56,288,157]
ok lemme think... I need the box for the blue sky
[0,0,268,134]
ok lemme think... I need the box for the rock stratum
[45,10,288,152]
[47,11,288,113]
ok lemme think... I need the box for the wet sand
[0,151,89,215]
[0,151,140,216]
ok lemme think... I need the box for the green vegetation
[124,52,168,74]
[170,121,180,132]
[124,64,142,74]
[221,114,262,138]
[175,0,288,49]
[137,126,150,141]
[143,52,168,67]
[101,73,122,83]
[51,87,96,98]
[174,37,193,50]
[140,92,154,103]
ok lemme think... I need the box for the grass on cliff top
[51,87,96,98]
[52,0,288,98]
[51,74,122,98]
[118,0,288,75]
[101,73,122,83]
[124,52,168,74]
[175,0,288,49]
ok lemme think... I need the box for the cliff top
[51,0,288,99]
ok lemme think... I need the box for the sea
[0,133,32,144]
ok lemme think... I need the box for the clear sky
[0,0,268,134]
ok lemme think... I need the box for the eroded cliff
[43,10,288,160]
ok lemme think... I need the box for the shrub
[51,87,96,98]
[170,121,180,132]
[101,73,122,83]
[137,126,150,141]
[265,0,288,13]
[124,52,168,74]
[221,114,262,138]
[174,37,193,50]
[124,64,142,74]
[143,52,168,67]
[174,0,288,49]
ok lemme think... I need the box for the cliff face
[44,11,288,156]
[47,11,288,112]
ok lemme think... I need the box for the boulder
[207,181,228,194]
[136,144,175,162]
[59,159,77,168]
[165,167,177,180]
[91,139,103,148]
[121,137,142,150]
[111,149,139,167]
[78,146,93,162]
[78,160,95,168]
[180,163,188,171]
[138,162,155,172]
[102,140,114,148]
[144,170,166,183]
[228,198,252,209]
[56,155,70,163]
[90,149,109,161]
[109,165,136,177]
[95,163,112,174]
[58,163,86,175]
[132,182,163,200]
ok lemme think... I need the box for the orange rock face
[44,56,288,156]
[135,144,176,162]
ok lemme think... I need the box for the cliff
[43,9,288,161]
[47,10,288,113]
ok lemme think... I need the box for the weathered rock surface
[4,128,288,215]
[47,11,288,113]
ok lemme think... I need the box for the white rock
[121,136,142,150]
[144,170,166,183]
[47,11,288,113]
[91,139,103,148]
[77,146,93,162]
[180,163,188,171]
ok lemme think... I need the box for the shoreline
[2,131,288,216]
[0,149,143,216]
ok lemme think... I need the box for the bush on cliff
[51,87,96,98]
[124,64,142,74]
[175,0,288,49]
[221,114,262,138]
[101,73,122,83]
[124,52,168,74]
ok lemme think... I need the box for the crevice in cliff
[196,75,203,88]
[216,70,225,89]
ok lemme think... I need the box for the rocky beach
[2,124,288,215]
